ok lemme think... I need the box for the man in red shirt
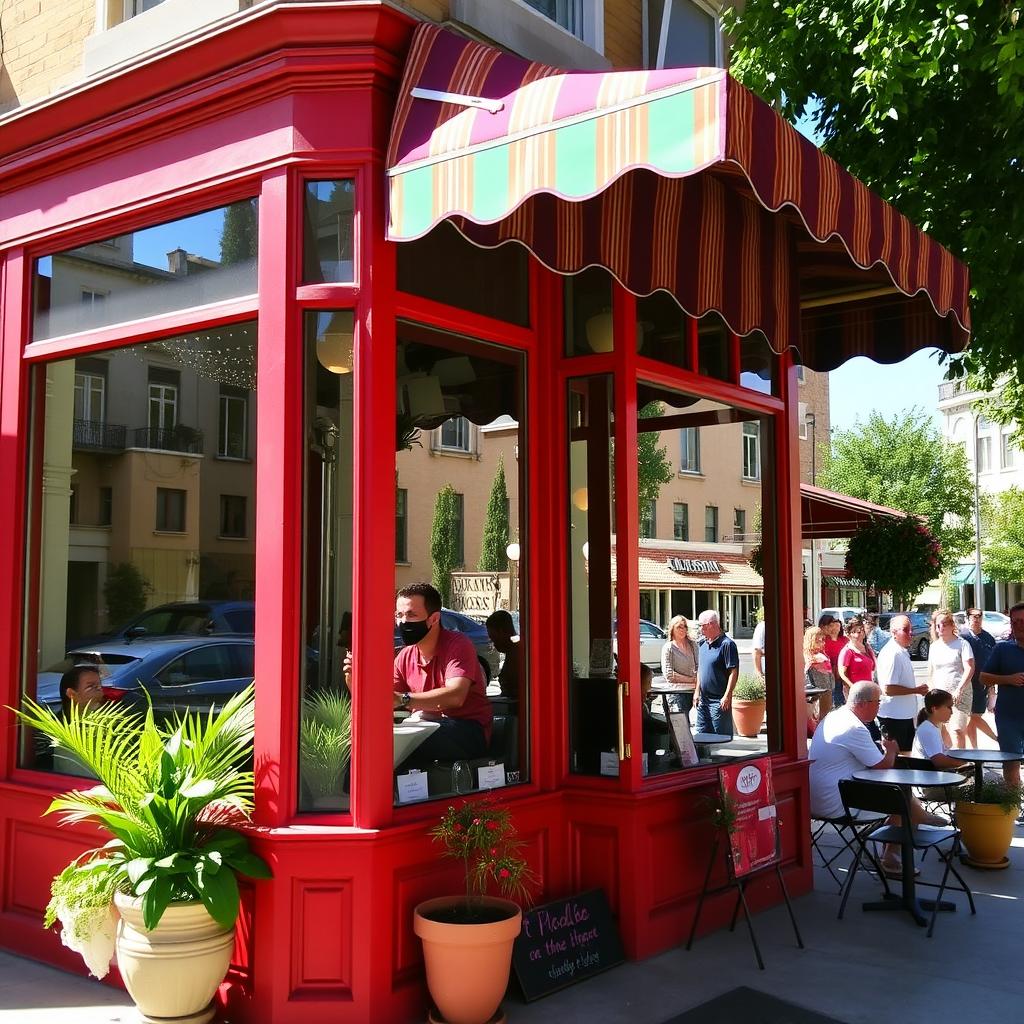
[393,582,493,768]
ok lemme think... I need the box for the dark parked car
[878,611,932,660]
[392,608,500,683]
[72,600,255,647]
[37,636,256,718]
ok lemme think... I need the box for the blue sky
[828,348,949,435]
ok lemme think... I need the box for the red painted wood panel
[290,879,354,999]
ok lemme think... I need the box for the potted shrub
[414,801,536,1024]
[299,690,352,809]
[14,686,270,1024]
[954,777,1024,868]
[731,674,766,738]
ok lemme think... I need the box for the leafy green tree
[478,456,510,572]
[103,562,153,627]
[430,484,461,606]
[636,402,674,518]
[819,409,974,570]
[219,199,258,266]
[983,487,1024,582]
[723,1,1024,434]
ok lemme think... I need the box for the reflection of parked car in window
[878,611,933,660]
[612,618,668,670]
[71,600,255,647]
[391,608,500,683]
[820,606,866,625]
[952,610,1011,640]
[36,637,256,719]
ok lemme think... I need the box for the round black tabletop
[691,733,732,745]
[946,748,1020,764]
[852,768,964,788]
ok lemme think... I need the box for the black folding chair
[837,778,975,937]
[895,755,958,824]
[810,811,890,892]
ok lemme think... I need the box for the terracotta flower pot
[956,800,1017,866]
[414,896,521,1024]
[114,893,234,1024]
[732,698,766,738]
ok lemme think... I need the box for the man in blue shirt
[960,607,998,747]
[981,603,1024,806]
[695,609,740,736]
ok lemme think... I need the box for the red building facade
[0,5,968,1023]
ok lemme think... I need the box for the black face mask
[398,618,432,647]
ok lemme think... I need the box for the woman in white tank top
[927,611,974,748]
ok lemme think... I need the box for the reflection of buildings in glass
[37,256,256,659]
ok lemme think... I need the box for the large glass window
[393,322,528,804]
[742,421,761,480]
[567,375,618,776]
[19,323,258,773]
[298,311,355,813]
[633,385,779,778]
[33,200,258,341]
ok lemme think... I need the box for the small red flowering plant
[429,800,537,913]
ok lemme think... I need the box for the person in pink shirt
[837,616,877,705]
[819,613,847,707]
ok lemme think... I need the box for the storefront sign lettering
[668,558,723,574]
[448,572,510,615]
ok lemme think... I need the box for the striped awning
[386,25,970,371]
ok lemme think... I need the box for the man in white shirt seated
[809,681,944,875]
[810,682,898,820]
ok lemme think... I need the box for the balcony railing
[73,419,126,451]
[131,426,204,454]
[937,380,968,401]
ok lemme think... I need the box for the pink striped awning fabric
[386,24,970,371]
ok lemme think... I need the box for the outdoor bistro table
[946,748,1021,790]
[851,767,966,926]
[691,732,731,762]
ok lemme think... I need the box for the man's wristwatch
[399,692,411,708]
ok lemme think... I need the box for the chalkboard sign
[512,889,625,1002]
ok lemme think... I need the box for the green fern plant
[299,690,352,800]
[13,686,270,965]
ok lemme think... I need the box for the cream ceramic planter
[114,893,234,1024]
[414,896,521,1024]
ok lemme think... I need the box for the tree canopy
[819,409,974,570]
[724,1,1024,432]
[982,486,1024,582]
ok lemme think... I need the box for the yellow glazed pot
[955,800,1016,866]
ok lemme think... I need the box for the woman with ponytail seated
[912,689,974,771]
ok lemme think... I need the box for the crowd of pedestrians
[809,603,1024,833]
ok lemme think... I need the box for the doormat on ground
[658,986,849,1024]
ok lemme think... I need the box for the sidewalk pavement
[3,818,1023,1024]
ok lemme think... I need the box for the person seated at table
[809,682,944,875]
[640,664,670,758]
[390,582,493,770]
[485,609,519,701]
[912,689,974,772]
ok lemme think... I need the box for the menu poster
[665,708,699,768]
[719,757,778,878]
